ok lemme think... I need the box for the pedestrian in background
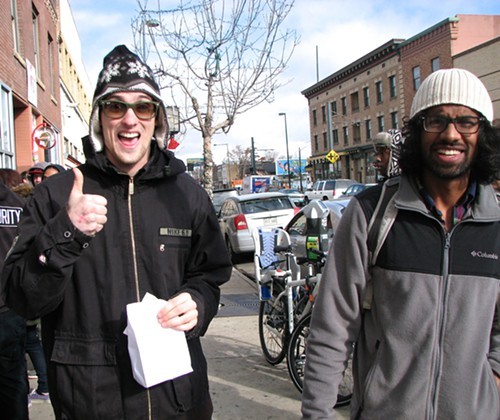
[42,164,66,180]
[3,45,231,420]
[301,68,500,419]
[0,168,23,189]
[27,162,49,187]
[372,129,404,181]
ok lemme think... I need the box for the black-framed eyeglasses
[421,115,484,135]
[99,100,160,120]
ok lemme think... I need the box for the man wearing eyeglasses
[302,68,500,419]
[3,45,232,419]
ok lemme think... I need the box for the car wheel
[304,196,310,204]
[225,236,240,264]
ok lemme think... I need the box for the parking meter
[303,200,330,260]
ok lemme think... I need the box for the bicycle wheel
[287,312,310,392]
[286,313,353,408]
[258,283,288,365]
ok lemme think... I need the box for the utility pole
[298,147,303,193]
[251,137,256,175]
[278,113,291,188]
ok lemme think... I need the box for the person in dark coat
[0,182,27,419]
[3,45,232,420]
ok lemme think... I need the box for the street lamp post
[214,143,231,188]
[140,15,160,61]
[278,112,291,188]
[298,147,303,193]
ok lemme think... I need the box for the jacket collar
[395,174,500,222]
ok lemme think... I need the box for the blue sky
[68,0,500,164]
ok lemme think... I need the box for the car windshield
[212,190,238,212]
[241,197,293,214]
[336,180,353,189]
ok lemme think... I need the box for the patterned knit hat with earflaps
[89,45,168,152]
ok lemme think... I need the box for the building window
[321,105,326,124]
[375,81,383,103]
[365,119,372,140]
[332,129,339,146]
[314,134,318,151]
[341,97,347,115]
[363,87,370,108]
[412,66,421,91]
[353,123,361,143]
[0,85,15,168]
[391,111,398,129]
[32,6,40,77]
[323,132,328,149]
[389,75,397,98]
[312,109,317,127]
[350,92,359,113]
[431,57,440,72]
[331,100,337,116]
[11,0,20,53]
[343,126,349,145]
[377,115,385,132]
[48,34,55,97]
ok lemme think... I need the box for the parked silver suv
[304,179,356,203]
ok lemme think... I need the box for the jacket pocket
[50,335,117,365]
[357,339,382,416]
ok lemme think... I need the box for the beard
[421,141,475,180]
[423,156,473,179]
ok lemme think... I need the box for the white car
[218,192,298,261]
[304,179,356,202]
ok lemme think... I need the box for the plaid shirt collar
[418,179,477,227]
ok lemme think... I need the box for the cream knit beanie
[410,68,493,123]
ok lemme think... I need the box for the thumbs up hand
[67,168,108,237]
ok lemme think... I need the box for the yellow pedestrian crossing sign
[326,149,339,163]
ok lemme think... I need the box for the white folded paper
[124,292,193,388]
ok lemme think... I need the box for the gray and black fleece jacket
[3,139,232,419]
[302,174,500,420]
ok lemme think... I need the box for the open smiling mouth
[118,132,140,147]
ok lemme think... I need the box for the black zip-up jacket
[3,141,232,419]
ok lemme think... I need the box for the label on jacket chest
[159,227,192,238]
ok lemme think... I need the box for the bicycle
[286,311,354,407]
[285,252,353,408]
[253,227,316,365]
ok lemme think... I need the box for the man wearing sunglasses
[302,68,500,419]
[3,45,232,419]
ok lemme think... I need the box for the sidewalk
[28,268,350,419]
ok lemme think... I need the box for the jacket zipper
[128,178,141,303]
[128,177,152,420]
[428,230,452,420]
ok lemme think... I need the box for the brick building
[0,0,91,175]
[302,14,500,183]
[1,0,61,172]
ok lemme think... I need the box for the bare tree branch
[132,0,298,193]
